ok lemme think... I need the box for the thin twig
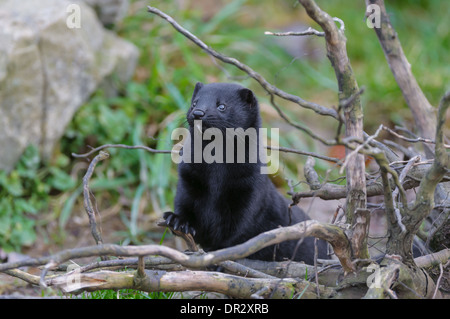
[40,261,57,288]
[391,155,420,234]
[382,125,450,149]
[339,124,382,174]
[218,260,277,279]
[393,155,420,200]
[264,27,324,37]
[314,238,320,298]
[82,151,109,248]
[73,142,341,164]
[432,262,445,299]
[370,148,409,209]
[267,94,336,146]
[332,17,345,32]
[267,146,340,163]
[72,144,171,158]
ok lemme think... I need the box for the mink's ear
[239,88,256,107]
[191,82,204,102]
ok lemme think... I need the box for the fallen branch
[0,220,354,273]
[0,219,352,298]
[414,248,450,269]
[49,269,336,299]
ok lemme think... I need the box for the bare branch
[374,91,450,265]
[432,262,445,299]
[393,155,420,199]
[4,269,41,286]
[382,126,450,149]
[49,269,335,298]
[370,148,409,240]
[72,142,340,166]
[136,256,146,278]
[0,220,354,273]
[304,156,321,190]
[298,0,367,224]
[147,5,338,119]
[217,260,277,279]
[351,209,371,259]
[367,0,436,144]
[414,248,450,268]
[416,91,450,213]
[83,151,109,247]
[335,87,366,141]
[267,94,337,146]
[339,124,382,174]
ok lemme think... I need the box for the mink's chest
[179,162,257,213]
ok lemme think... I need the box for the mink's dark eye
[217,104,226,112]
[192,101,197,108]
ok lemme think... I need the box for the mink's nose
[193,109,205,119]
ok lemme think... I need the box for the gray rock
[82,0,130,26]
[0,0,139,171]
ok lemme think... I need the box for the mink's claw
[163,212,174,226]
[162,211,196,237]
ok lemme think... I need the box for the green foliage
[0,146,76,251]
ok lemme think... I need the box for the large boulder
[0,0,139,171]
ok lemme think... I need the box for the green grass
[74,289,174,299]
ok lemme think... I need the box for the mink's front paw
[163,212,196,237]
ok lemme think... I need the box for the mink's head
[186,82,261,131]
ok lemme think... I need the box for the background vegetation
[1,0,448,294]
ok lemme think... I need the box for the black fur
[164,82,328,264]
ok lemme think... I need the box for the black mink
[164,82,328,264]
